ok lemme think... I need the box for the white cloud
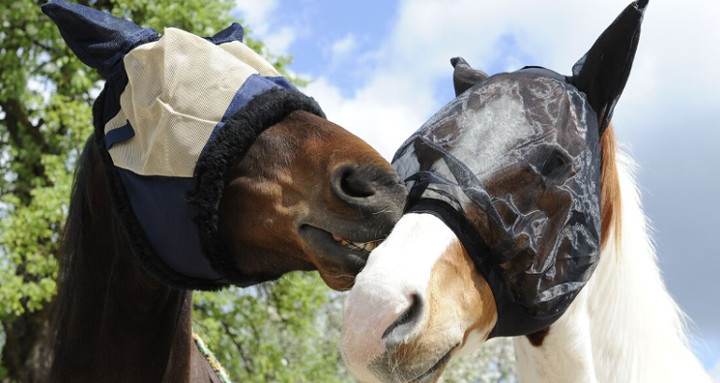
[304,76,432,159]
[300,0,621,160]
[262,25,296,54]
[234,0,278,32]
[300,0,720,161]
[330,33,357,64]
[712,358,720,382]
[234,0,297,54]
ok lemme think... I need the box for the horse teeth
[363,242,378,251]
[334,237,380,252]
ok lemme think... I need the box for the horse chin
[298,224,379,290]
[342,335,459,383]
[384,344,457,383]
[405,347,455,383]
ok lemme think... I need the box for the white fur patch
[512,151,713,383]
[341,213,457,381]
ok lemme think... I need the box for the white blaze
[341,213,458,381]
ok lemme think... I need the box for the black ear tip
[450,57,470,68]
[637,0,649,10]
[41,1,59,16]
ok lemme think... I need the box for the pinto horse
[342,1,712,382]
[42,1,405,382]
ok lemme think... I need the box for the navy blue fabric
[104,120,135,149]
[116,168,224,281]
[41,0,159,79]
[265,76,297,91]
[223,75,294,119]
[202,74,295,155]
[206,22,244,44]
[99,74,127,128]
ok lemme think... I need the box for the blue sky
[234,0,720,375]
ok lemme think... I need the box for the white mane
[514,150,712,383]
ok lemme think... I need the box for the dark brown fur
[526,327,551,347]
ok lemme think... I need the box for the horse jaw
[341,213,497,383]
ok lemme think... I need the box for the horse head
[341,1,647,381]
[43,0,406,292]
[217,109,407,290]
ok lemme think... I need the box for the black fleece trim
[91,88,225,290]
[187,87,325,286]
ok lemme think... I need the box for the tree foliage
[440,338,517,383]
[194,274,354,382]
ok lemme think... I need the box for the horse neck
[513,150,711,383]
[49,138,208,383]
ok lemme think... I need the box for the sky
[233,0,720,375]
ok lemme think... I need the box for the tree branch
[0,98,49,153]
[220,321,253,376]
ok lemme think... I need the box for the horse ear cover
[40,0,159,79]
[571,0,648,135]
[450,57,488,96]
[42,0,325,289]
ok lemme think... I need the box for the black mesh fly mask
[393,0,647,337]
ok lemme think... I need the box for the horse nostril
[331,164,407,223]
[382,292,424,343]
[334,165,376,199]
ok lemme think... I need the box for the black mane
[49,136,203,382]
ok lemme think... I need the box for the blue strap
[206,22,244,45]
[105,121,135,149]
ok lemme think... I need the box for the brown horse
[42,1,406,382]
[51,112,404,383]
[339,1,706,382]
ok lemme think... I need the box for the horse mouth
[331,233,381,252]
[298,225,383,289]
[405,346,456,383]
